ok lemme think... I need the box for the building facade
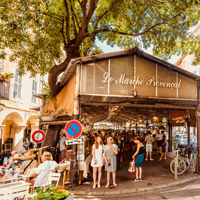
[0,48,45,154]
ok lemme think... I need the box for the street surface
[75,178,200,200]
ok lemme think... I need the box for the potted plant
[31,185,74,200]
[0,71,13,83]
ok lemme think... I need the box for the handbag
[128,158,136,174]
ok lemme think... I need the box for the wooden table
[30,146,49,165]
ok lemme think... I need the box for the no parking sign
[64,120,82,139]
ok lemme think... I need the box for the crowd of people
[89,129,167,188]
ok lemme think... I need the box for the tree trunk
[42,125,61,148]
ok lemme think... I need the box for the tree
[1,0,200,98]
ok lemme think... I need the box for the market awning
[41,74,76,117]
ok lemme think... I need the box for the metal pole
[187,122,190,146]
[196,104,200,173]
[174,157,177,179]
[70,64,81,186]
[168,123,172,152]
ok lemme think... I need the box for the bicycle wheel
[184,157,190,173]
[170,158,186,175]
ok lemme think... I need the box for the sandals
[113,183,118,187]
[105,184,110,188]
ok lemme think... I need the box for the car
[174,134,193,146]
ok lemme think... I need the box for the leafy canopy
[1,0,200,79]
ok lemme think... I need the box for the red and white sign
[32,130,45,143]
[65,120,82,139]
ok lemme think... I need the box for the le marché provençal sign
[80,56,197,99]
[101,72,182,90]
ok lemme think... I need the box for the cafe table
[0,175,32,183]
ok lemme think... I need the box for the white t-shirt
[34,161,58,187]
[156,133,163,141]
[60,136,66,151]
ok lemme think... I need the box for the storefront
[41,47,200,171]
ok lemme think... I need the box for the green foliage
[0,71,13,79]
[31,185,69,200]
[42,82,51,102]
[1,0,200,79]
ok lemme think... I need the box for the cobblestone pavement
[74,178,200,200]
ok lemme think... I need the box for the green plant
[31,185,69,200]
[0,71,13,79]
[42,82,51,102]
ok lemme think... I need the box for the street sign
[65,138,82,145]
[32,130,45,143]
[65,120,82,139]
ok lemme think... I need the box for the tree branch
[60,18,67,46]
[86,0,99,25]
[94,10,109,27]
[43,12,63,22]
[63,0,70,42]
[69,0,78,36]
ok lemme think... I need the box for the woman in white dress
[91,136,104,188]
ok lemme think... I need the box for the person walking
[91,136,104,189]
[132,137,144,182]
[60,131,67,162]
[145,131,154,161]
[103,136,118,188]
[159,131,167,161]
[156,130,163,154]
[116,135,123,170]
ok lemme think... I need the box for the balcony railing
[0,81,10,100]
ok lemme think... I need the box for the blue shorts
[135,154,144,167]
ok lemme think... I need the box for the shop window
[32,79,37,103]
[13,69,22,99]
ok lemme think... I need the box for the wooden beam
[81,102,196,110]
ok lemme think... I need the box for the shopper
[91,136,104,189]
[156,130,163,154]
[145,131,154,161]
[60,131,67,162]
[132,137,144,182]
[31,151,59,187]
[103,137,118,188]
[159,131,167,161]
[116,135,123,170]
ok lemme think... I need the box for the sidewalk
[65,150,200,196]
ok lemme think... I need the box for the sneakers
[131,178,142,182]
[150,158,154,161]
[145,158,148,161]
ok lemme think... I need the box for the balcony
[0,81,10,100]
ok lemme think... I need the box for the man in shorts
[156,130,163,154]
[145,131,154,161]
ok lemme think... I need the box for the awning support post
[168,123,172,152]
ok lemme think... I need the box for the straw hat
[21,152,36,160]
[13,154,21,160]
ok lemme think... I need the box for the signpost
[64,120,82,139]
[32,130,45,143]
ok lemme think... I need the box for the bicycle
[170,149,186,175]
[184,145,196,173]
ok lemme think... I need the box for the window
[193,70,197,75]
[183,61,185,69]
[40,76,44,93]
[32,79,37,103]
[191,54,194,64]
[13,69,22,99]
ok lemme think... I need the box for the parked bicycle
[183,145,196,173]
[170,148,186,175]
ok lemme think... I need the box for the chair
[46,172,61,186]
[0,184,29,200]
